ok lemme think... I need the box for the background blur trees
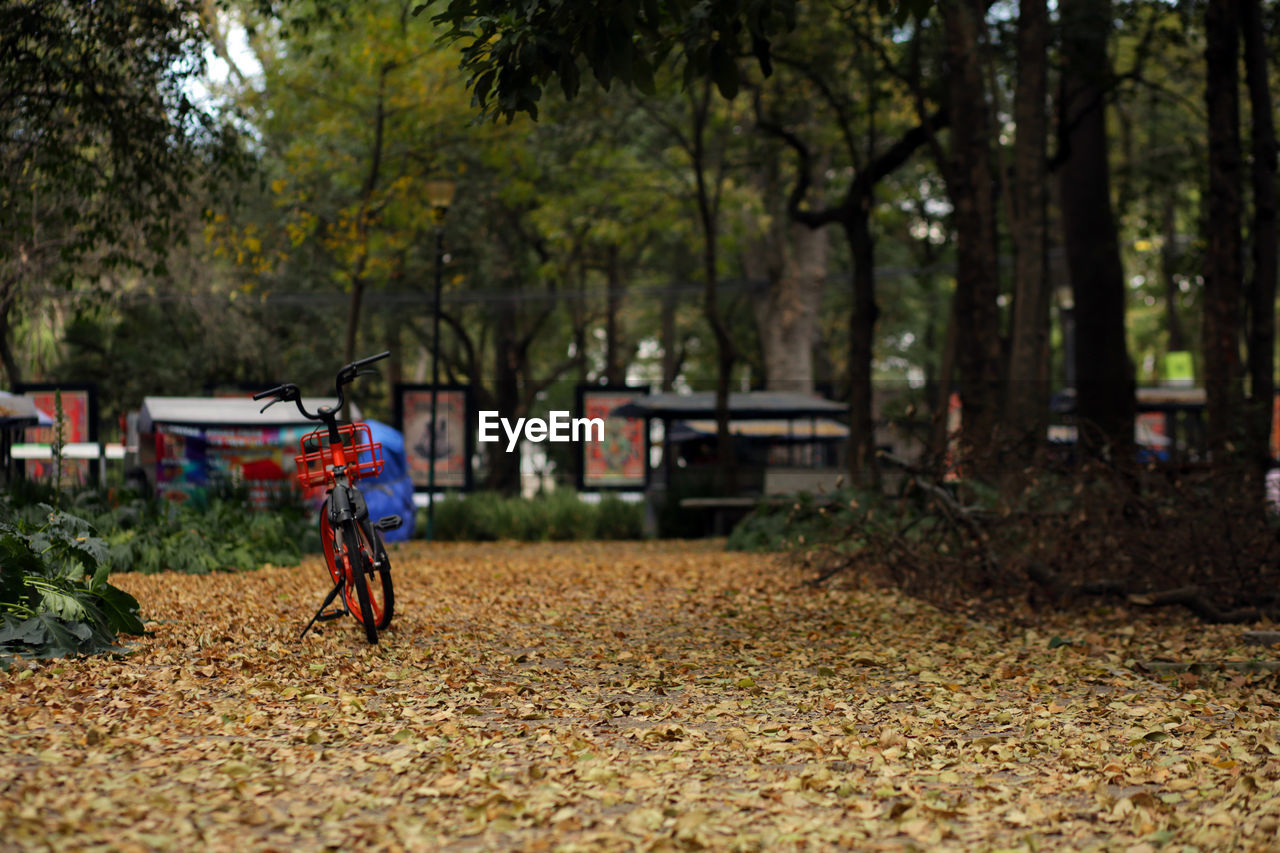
[6,0,1279,496]
[0,0,241,387]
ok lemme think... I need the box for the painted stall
[137,396,360,506]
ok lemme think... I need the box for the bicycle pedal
[374,515,402,531]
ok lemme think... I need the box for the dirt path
[2,541,1278,851]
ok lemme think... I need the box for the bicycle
[253,351,400,644]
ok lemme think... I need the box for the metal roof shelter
[138,396,359,432]
[668,418,849,443]
[610,391,849,536]
[0,392,53,485]
[611,391,846,420]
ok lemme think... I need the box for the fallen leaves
[1,540,1279,850]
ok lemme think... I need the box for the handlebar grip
[253,384,287,401]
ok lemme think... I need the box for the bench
[678,467,845,534]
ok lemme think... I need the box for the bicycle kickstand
[300,580,348,640]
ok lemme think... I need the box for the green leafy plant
[726,488,883,553]
[0,500,144,665]
[594,494,645,540]
[98,497,314,575]
[429,491,645,541]
[10,486,319,575]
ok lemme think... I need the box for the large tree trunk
[846,209,879,487]
[1201,0,1245,463]
[1058,0,1135,460]
[941,0,1003,468]
[1242,0,1277,478]
[1005,0,1051,460]
[748,221,826,394]
[0,296,20,386]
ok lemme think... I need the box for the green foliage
[0,499,144,665]
[594,494,646,540]
[0,0,241,274]
[424,0,799,119]
[429,491,644,541]
[1,0,247,386]
[100,499,314,575]
[10,487,318,576]
[726,489,881,553]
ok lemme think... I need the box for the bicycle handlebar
[251,352,390,423]
[252,384,289,402]
[350,351,390,370]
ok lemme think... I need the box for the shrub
[726,488,881,553]
[595,494,645,540]
[0,499,144,664]
[426,491,644,541]
[8,486,317,574]
[544,489,596,540]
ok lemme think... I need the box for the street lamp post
[424,179,455,542]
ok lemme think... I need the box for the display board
[18,384,98,486]
[395,384,473,490]
[575,384,649,490]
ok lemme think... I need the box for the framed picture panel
[575,384,650,490]
[17,383,99,486]
[394,384,473,491]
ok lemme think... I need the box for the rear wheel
[368,529,394,630]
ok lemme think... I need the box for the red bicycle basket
[294,423,384,488]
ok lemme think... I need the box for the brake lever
[355,369,379,378]
[260,398,281,414]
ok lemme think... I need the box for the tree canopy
[0,0,242,384]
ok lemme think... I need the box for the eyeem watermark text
[477,411,605,452]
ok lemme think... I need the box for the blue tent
[360,420,415,542]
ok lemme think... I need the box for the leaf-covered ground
[3,541,1279,851]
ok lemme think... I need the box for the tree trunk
[604,244,628,385]
[1160,192,1188,353]
[941,0,1003,468]
[343,72,388,370]
[931,296,960,465]
[847,208,879,487]
[660,283,679,391]
[1005,0,1051,461]
[1242,0,1277,477]
[1058,0,1135,460]
[0,298,20,387]
[689,85,737,494]
[487,301,523,494]
[1202,0,1245,462]
[748,222,826,395]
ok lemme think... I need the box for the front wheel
[339,522,379,644]
[321,500,394,642]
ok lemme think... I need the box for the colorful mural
[151,423,315,505]
[578,387,648,489]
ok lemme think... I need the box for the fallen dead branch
[802,449,1280,624]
